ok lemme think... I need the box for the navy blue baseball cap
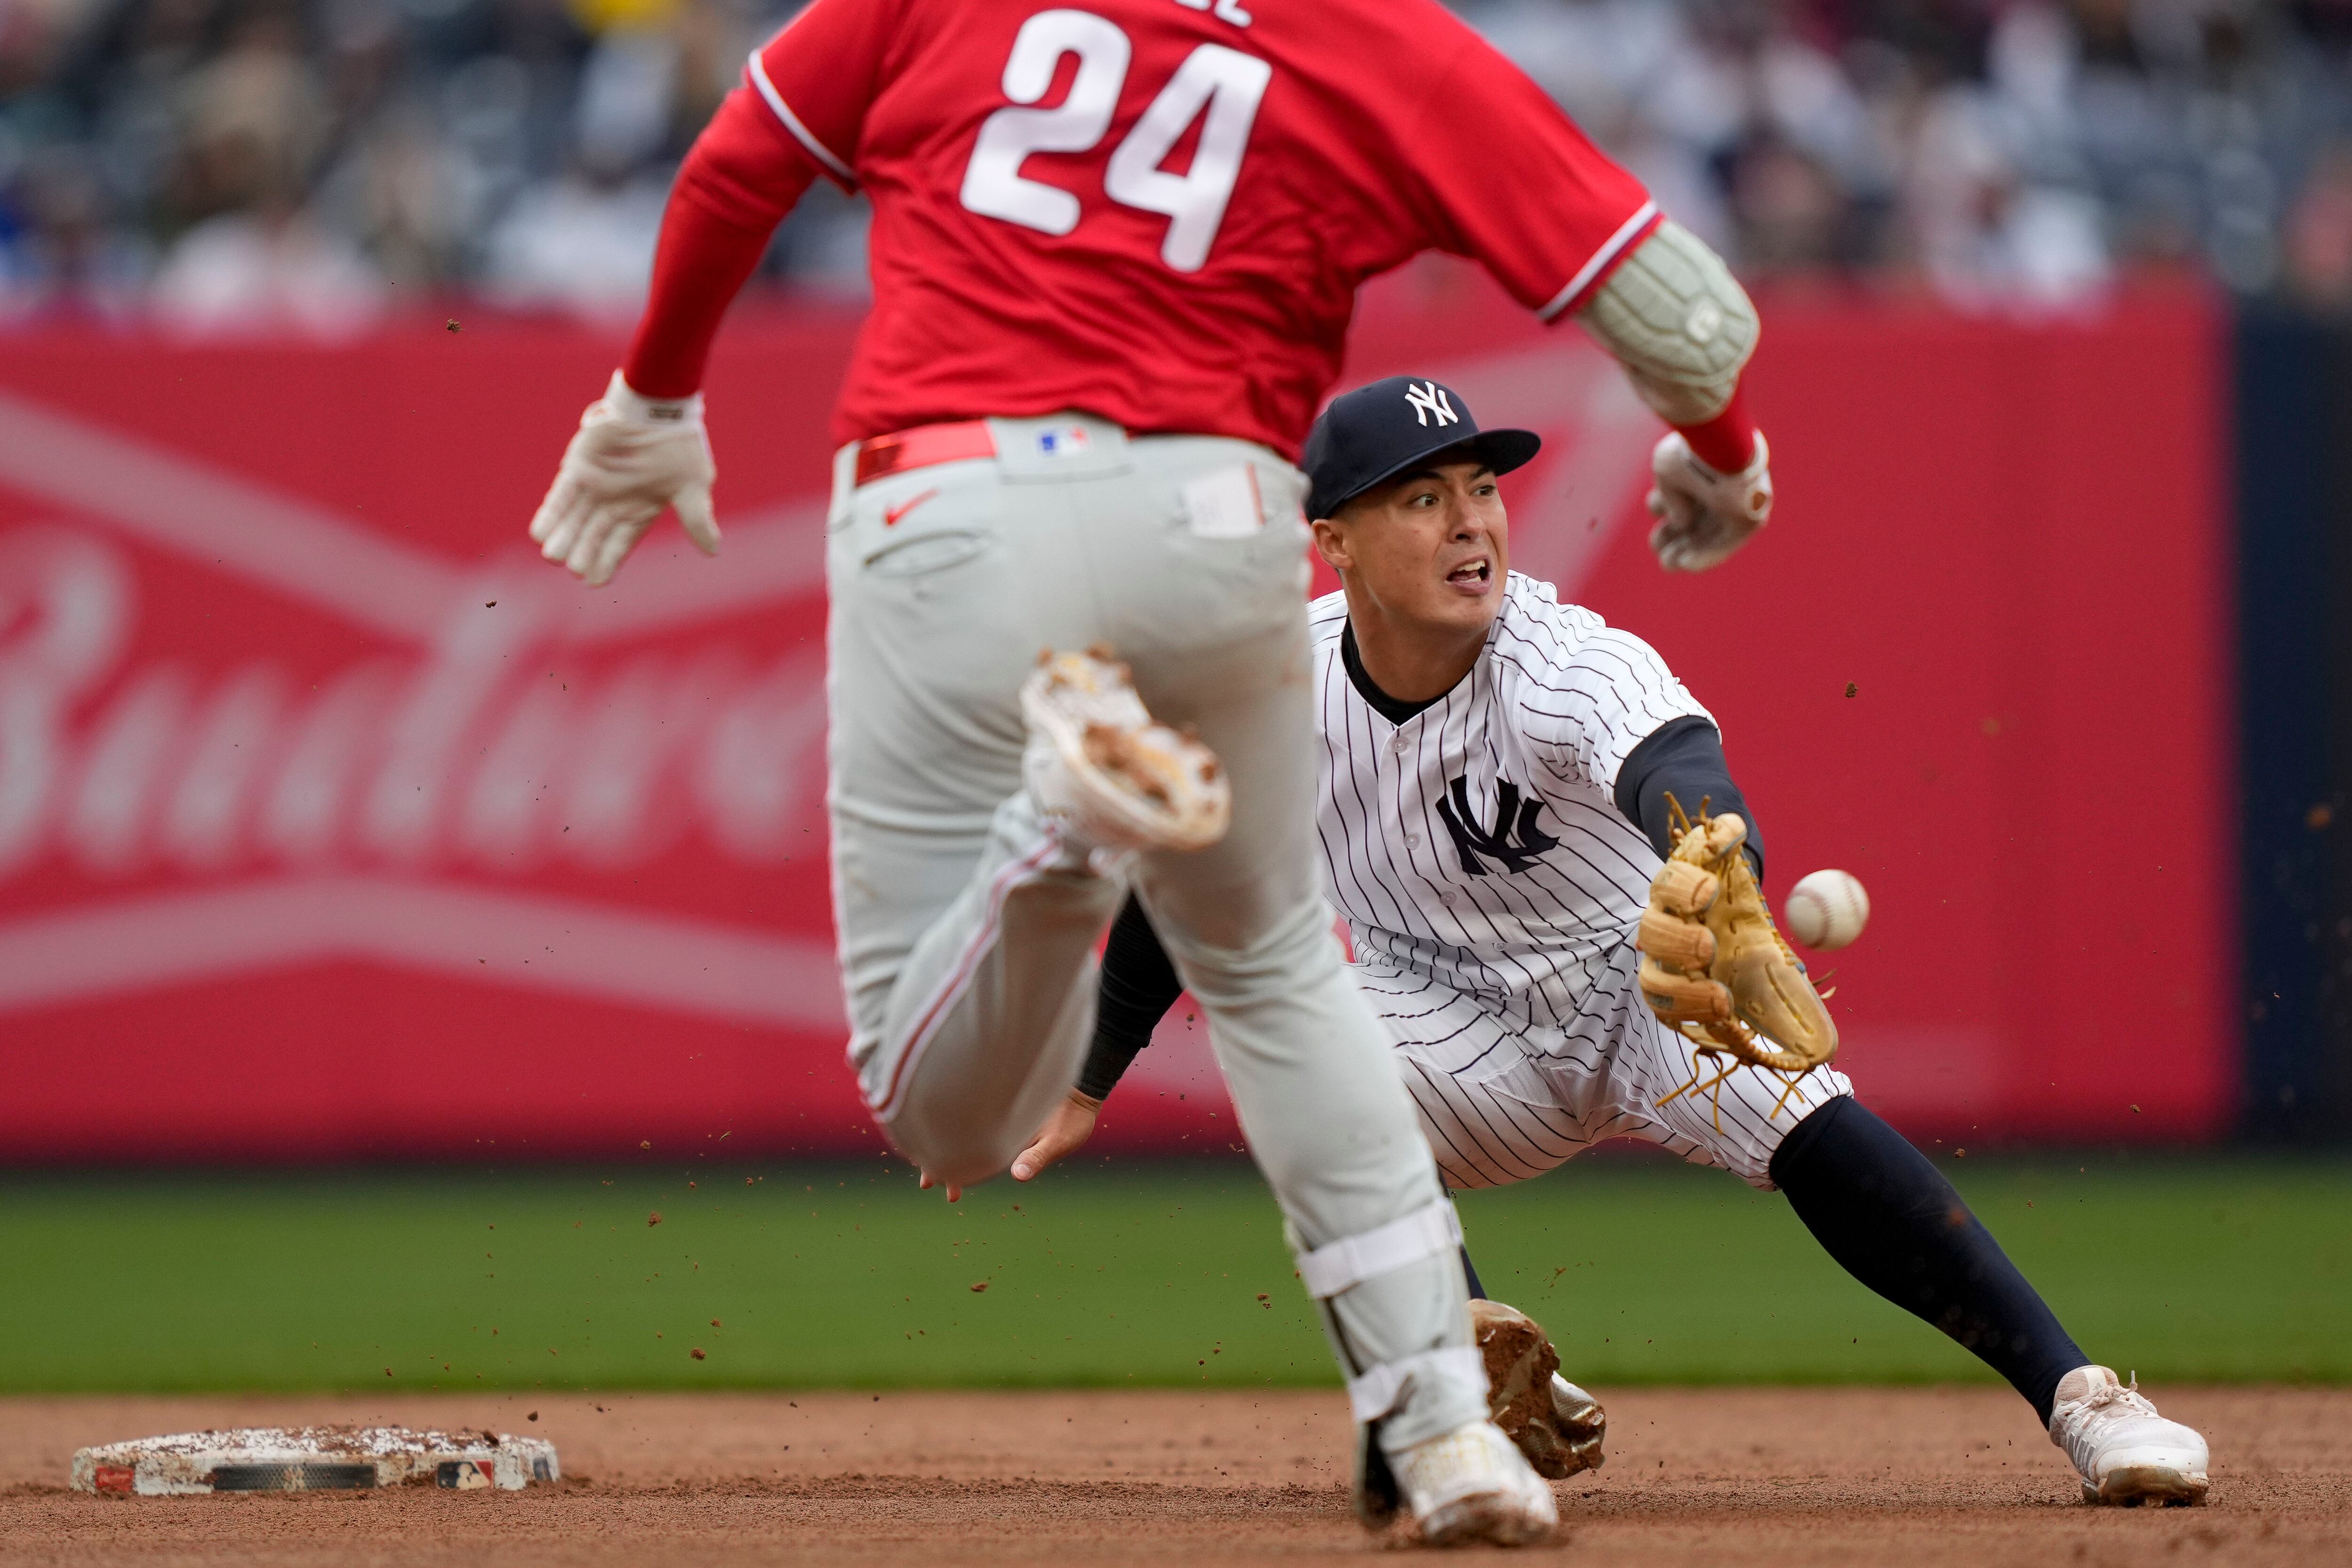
[1302,376,1542,521]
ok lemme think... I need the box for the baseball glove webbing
[1635,793,1840,1130]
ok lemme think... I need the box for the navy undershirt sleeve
[1075,894,1187,1100]
[1613,714,1765,883]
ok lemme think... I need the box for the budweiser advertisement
[0,275,2233,1162]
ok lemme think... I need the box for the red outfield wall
[0,274,2233,1162]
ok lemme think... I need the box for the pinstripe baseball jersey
[1311,572,1709,1061]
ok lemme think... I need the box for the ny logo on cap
[1404,382,1458,428]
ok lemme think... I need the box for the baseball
[1784,869,1870,950]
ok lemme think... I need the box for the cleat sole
[2087,1465,2209,1506]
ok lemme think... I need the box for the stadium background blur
[8,0,2352,318]
[0,0,2346,1395]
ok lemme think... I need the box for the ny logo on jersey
[1435,776,1558,876]
[1404,382,1458,428]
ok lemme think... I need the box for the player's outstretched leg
[1616,1018,2209,1506]
[1767,1097,2210,1505]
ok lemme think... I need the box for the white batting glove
[528,370,719,587]
[1646,429,1772,573]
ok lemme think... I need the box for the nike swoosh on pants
[884,488,939,527]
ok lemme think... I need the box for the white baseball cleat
[1388,1419,1559,1546]
[2048,1365,2210,1506]
[1021,647,1230,856]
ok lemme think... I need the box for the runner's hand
[1647,429,1771,572]
[917,1170,963,1204]
[529,370,718,586]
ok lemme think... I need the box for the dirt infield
[1,1388,2345,1565]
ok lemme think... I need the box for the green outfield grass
[2,1154,2346,1393]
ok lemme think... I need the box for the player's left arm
[1510,600,1764,874]
[1398,33,1771,572]
[526,0,887,585]
[1614,716,1764,882]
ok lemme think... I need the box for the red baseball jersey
[742,0,1656,454]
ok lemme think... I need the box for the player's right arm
[1010,894,1186,1180]
[526,0,885,584]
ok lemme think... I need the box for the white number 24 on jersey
[958,9,1271,273]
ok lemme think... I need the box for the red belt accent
[854,420,996,487]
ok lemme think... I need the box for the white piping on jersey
[746,48,858,186]
[1536,199,1659,322]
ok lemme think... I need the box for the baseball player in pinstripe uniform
[1016,375,2216,1511]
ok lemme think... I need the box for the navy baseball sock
[1459,1244,1486,1301]
[1768,1097,2086,1424]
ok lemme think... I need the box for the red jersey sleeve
[746,0,900,189]
[622,86,821,398]
[1402,30,1660,322]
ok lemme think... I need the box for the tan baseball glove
[1635,800,1837,1079]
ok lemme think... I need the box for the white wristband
[603,369,703,425]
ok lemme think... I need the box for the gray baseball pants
[825,415,1486,1450]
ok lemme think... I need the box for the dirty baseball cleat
[1549,1376,1607,1470]
[2048,1365,2209,1506]
[1021,646,1230,855]
[1388,1418,1559,1546]
[1470,1298,1605,1477]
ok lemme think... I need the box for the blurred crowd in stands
[3,0,2352,333]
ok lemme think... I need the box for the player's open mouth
[1446,557,1493,589]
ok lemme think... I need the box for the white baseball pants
[826,415,1487,1450]
[1356,946,1854,1192]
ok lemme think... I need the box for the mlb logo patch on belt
[1036,425,1091,457]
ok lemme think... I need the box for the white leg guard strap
[1295,1199,1463,1299]
[1347,1345,1488,1424]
